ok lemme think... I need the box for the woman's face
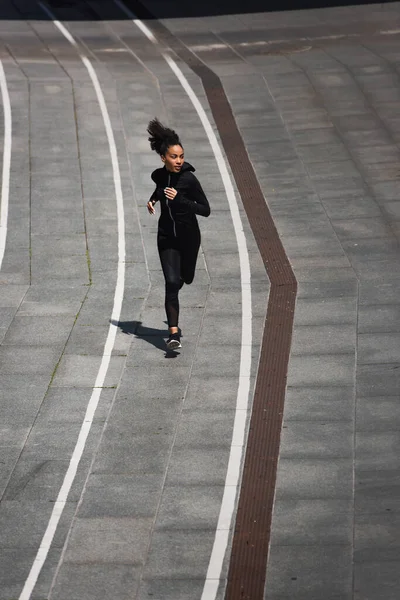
[162,144,184,173]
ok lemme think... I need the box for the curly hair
[147,118,182,156]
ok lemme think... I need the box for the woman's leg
[181,229,201,285]
[158,245,181,332]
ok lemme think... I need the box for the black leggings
[158,231,200,328]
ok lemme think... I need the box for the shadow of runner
[110,320,180,358]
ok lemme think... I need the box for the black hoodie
[149,162,210,237]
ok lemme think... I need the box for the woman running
[146,118,210,350]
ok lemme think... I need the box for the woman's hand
[147,200,156,215]
[164,187,177,200]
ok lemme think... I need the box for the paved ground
[1,1,400,599]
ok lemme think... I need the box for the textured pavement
[1,1,400,599]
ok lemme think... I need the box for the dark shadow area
[1,0,397,21]
[125,0,398,19]
[110,319,180,358]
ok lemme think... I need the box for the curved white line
[19,5,126,600]
[114,2,253,598]
[0,60,12,270]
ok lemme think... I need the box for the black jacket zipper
[167,173,177,237]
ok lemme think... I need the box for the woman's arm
[148,186,158,203]
[176,174,210,217]
[147,186,158,214]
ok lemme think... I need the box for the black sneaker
[166,332,181,350]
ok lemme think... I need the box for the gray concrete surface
[0,2,400,599]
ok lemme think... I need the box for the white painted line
[380,28,400,35]
[189,43,227,51]
[0,60,12,271]
[114,2,253,599]
[19,5,126,600]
